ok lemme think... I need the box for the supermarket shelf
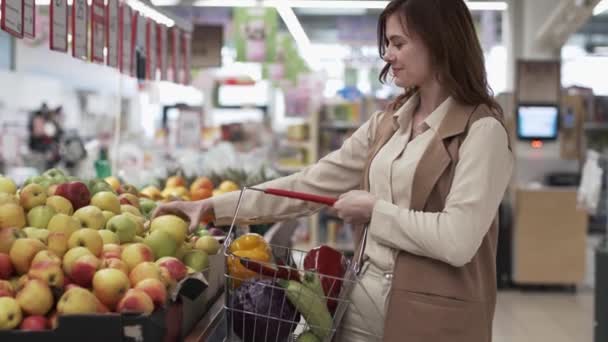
[584,122,608,131]
[320,122,361,130]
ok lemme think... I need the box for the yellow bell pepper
[228,233,271,287]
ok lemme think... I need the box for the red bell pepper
[303,245,345,313]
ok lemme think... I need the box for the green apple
[46,195,74,215]
[0,203,26,229]
[150,215,188,244]
[19,183,47,210]
[0,176,17,195]
[195,236,221,255]
[26,205,56,228]
[88,179,114,195]
[47,213,81,238]
[42,168,66,184]
[22,227,49,244]
[123,212,145,236]
[73,205,106,230]
[106,214,137,244]
[102,211,117,227]
[91,191,121,214]
[182,250,209,272]
[98,230,120,245]
[0,297,22,330]
[139,199,157,218]
[144,230,177,260]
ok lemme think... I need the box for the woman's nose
[383,50,395,63]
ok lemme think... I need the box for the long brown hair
[378,0,502,116]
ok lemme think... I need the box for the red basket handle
[253,188,337,206]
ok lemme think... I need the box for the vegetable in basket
[228,234,271,287]
[303,245,346,313]
[296,331,321,342]
[279,279,333,340]
[231,278,301,342]
[239,258,301,282]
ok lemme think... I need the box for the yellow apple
[123,212,146,236]
[0,203,26,229]
[106,214,137,243]
[150,215,188,244]
[73,206,106,230]
[101,211,116,226]
[62,247,93,276]
[118,193,140,208]
[9,238,45,274]
[0,193,18,206]
[22,227,49,244]
[57,287,98,314]
[46,196,74,215]
[102,244,122,260]
[156,257,188,282]
[26,205,56,229]
[135,278,167,308]
[129,262,162,287]
[116,289,154,315]
[218,180,239,193]
[0,176,17,195]
[101,258,130,275]
[47,232,69,258]
[121,243,154,271]
[0,228,25,254]
[69,254,100,287]
[0,280,14,298]
[68,228,103,257]
[47,213,81,238]
[91,191,121,214]
[16,279,53,315]
[0,297,22,330]
[195,236,221,255]
[28,260,64,288]
[159,266,177,293]
[98,230,120,245]
[47,184,59,197]
[104,177,121,192]
[121,205,142,217]
[31,250,61,266]
[93,268,130,310]
[19,184,47,211]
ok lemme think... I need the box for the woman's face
[383,13,434,88]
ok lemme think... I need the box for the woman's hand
[333,190,377,225]
[151,199,214,233]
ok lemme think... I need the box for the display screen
[517,105,559,140]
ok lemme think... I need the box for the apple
[102,244,122,260]
[19,315,48,331]
[31,250,61,266]
[0,280,14,297]
[0,297,22,330]
[22,227,49,244]
[62,247,93,276]
[0,203,26,229]
[99,230,120,245]
[183,250,209,272]
[101,258,129,275]
[121,244,154,271]
[104,177,121,192]
[119,193,140,208]
[102,211,116,226]
[175,242,193,261]
[46,184,59,197]
[57,287,98,314]
[69,255,100,287]
[0,228,24,254]
[68,228,103,257]
[92,268,130,309]
[116,289,154,315]
[139,199,157,218]
[195,236,221,255]
[19,184,47,211]
[0,193,18,206]
[47,232,69,258]
[123,212,146,236]
[106,214,137,243]
[13,275,29,293]
[135,278,167,308]
[0,176,17,194]
[55,181,91,210]
[129,262,162,287]
[155,257,187,282]
[121,205,142,217]
[150,215,188,245]
[91,191,121,214]
[0,253,13,280]
[118,184,139,196]
[140,186,162,200]
[144,230,177,260]
[47,213,81,238]
[9,238,45,274]
[73,206,106,230]
[46,195,74,215]
[26,205,56,229]
[95,297,111,313]
[28,261,64,288]
[42,168,67,184]
[16,279,53,315]
[134,236,145,243]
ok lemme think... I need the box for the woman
[154,0,513,341]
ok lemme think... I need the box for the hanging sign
[182,31,191,85]
[50,0,68,51]
[1,0,24,38]
[72,0,88,60]
[106,0,119,68]
[158,24,168,81]
[23,0,34,38]
[91,0,106,63]
[171,27,181,83]
[119,4,132,74]
[146,19,157,80]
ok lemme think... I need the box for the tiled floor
[493,289,594,342]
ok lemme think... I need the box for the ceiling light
[126,0,175,27]
[594,0,608,15]
[275,2,321,70]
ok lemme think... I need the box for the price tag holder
[72,0,88,59]
[50,0,68,52]
[146,19,157,80]
[158,24,168,81]
[107,0,119,68]
[119,4,132,74]
[91,0,106,63]
[1,0,24,38]
[23,0,34,38]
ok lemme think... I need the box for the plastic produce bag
[577,150,603,215]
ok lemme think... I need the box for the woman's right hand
[151,199,214,233]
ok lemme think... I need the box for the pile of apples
[0,170,223,331]
[139,175,240,203]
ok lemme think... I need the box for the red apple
[69,255,100,287]
[116,289,154,315]
[19,315,48,331]
[0,279,14,297]
[0,253,13,280]
[155,257,187,282]
[55,182,91,210]
[135,278,167,308]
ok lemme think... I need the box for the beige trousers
[334,262,392,342]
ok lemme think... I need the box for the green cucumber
[297,330,321,342]
[278,279,333,340]
[302,272,326,304]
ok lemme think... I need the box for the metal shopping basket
[222,187,384,342]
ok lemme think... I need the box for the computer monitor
[516,104,560,140]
